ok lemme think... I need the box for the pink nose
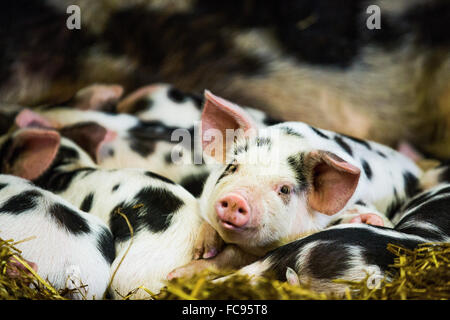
[215,193,250,228]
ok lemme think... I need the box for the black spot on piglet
[49,203,91,235]
[96,226,116,264]
[180,172,210,198]
[340,133,372,150]
[310,126,329,139]
[361,160,372,180]
[80,193,94,213]
[306,242,354,279]
[36,167,95,193]
[145,171,175,185]
[281,126,304,138]
[334,136,353,156]
[0,190,41,214]
[287,153,308,190]
[403,171,420,198]
[109,187,184,242]
[129,98,153,114]
[167,87,187,103]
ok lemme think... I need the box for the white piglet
[230,177,450,295]
[200,91,422,252]
[0,126,202,299]
[15,104,209,197]
[0,174,114,299]
[11,83,280,198]
[168,90,423,278]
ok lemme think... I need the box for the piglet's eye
[280,185,291,194]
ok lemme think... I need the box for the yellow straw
[11,254,61,297]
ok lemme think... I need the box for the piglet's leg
[349,213,384,226]
[330,204,394,228]
[193,222,225,260]
[167,245,259,281]
[6,256,38,279]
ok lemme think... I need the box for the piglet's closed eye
[306,151,361,216]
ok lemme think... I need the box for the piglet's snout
[215,193,250,228]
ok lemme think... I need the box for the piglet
[29,83,281,197]
[200,91,421,252]
[0,126,202,299]
[230,177,450,296]
[168,90,422,278]
[116,83,281,129]
[0,173,114,299]
[17,104,209,197]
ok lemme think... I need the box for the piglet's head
[199,91,361,255]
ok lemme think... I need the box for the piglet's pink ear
[15,109,55,129]
[306,151,360,216]
[201,90,257,162]
[3,128,60,181]
[70,84,124,111]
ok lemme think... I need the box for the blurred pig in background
[0,0,449,160]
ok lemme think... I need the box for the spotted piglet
[115,83,281,129]
[17,105,209,197]
[0,174,114,299]
[26,84,279,198]
[230,170,450,296]
[168,91,423,278]
[0,126,202,299]
[115,83,204,129]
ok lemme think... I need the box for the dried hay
[1,235,448,300]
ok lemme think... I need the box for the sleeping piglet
[0,173,114,299]
[0,125,201,299]
[168,90,423,278]
[115,83,281,129]
[17,104,209,197]
[22,83,280,197]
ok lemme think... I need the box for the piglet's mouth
[218,218,254,233]
[220,219,243,231]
